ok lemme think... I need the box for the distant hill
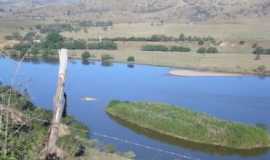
[1,0,270,22]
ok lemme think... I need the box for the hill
[1,0,270,22]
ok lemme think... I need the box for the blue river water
[0,56,270,160]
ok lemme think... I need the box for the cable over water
[93,132,201,160]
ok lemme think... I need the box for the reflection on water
[127,63,135,68]
[101,61,113,67]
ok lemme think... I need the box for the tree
[179,33,185,41]
[127,56,135,62]
[81,51,91,60]
[198,40,204,45]
[239,41,245,45]
[253,47,264,55]
[206,47,218,53]
[44,32,64,49]
[197,47,206,54]
[253,47,264,60]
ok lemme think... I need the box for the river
[0,56,270,160]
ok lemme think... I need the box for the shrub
[101,54,114,66]
[81,51,91,60]
[253,47,264,55]
[264,49,270,55]
[142,45,169,51]
[13,42,31,54]
[239,41,245,45]
[179,33,185,41]
[197,47,206,54]
[198,40,204,45]
[73,40,87,49]
[254,65,267,75]
[44,32,64,49]
[206,47,218,53]
[127,56,135,62]
[101,54,114,62]
[170,46,191,52]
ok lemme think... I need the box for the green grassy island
[107,101,270,150]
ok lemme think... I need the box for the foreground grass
[0,86,133,160]
[107,101,270,150]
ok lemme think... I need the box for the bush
[198,40,204,45]
[13,42,32,54]
[197,47,206,54]
[206,47,218,53]
[239,41,245,45]
[81,51,91,60]
[253,47,265,55]
[44,32,64,49]
[197,47,218,54]
[142,45,169,51]
[170,46,191,52]
[127,56,135,62]
[254,65,267,75]
[101,54,114,62]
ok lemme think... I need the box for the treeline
[197,47,219,54]
[253,47,270,55]
[104,34,216,43]
[63,39,117,50]
[142,45,218,53]
[142,45,191,52]
[6,32,117,58]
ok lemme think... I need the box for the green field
[1,19,270,75]
[107,101,270,150]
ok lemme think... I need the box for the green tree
[44,32,64,49]
[206,47,218,53]
[81,51,91,60]
[127,56,135,62]
[198,40,204,45]
[179,33,185,41]
[197,47,206,54]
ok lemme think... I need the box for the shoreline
[169,69,243,77]
[1,52,269,76]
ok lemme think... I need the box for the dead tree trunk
[45,49,68,158]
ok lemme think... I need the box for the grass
[0,86,133,160]
[107,101,270,150]
[67,45,270,75]
[1,20,270,75]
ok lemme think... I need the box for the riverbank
[169,69,242,77]
[0,86,134,160]
[107,101,270,150]
[2,50,270,76]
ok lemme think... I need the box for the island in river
[107,101,270,150]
